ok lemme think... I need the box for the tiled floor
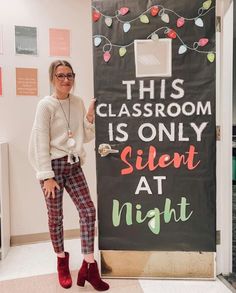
[0,239,233,293]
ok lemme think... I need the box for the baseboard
[11,228,97,246]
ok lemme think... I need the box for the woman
[28,60,109,291]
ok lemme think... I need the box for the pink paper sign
[49,28,70,57]
[16,68,38,96]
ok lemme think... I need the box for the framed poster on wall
[15,26,37,55]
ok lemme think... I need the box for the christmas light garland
[92,1,214,28]
[93,0,215,63]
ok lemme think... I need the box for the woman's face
[53,65,74,97]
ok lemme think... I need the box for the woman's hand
[43,178,60,199]
[86,98,96,124]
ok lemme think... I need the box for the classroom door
[92,0,216,278]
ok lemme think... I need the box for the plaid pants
[40,156,96,254]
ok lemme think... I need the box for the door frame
[216,0,233,275]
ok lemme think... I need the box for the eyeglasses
[55,73,75,81]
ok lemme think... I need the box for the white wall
[0,0,95,236]
[233,5,236,125]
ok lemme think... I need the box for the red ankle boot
[77,260,109,291]
[57,252,72,289]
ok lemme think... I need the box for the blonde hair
[49,60,75,83]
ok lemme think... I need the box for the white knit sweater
[28,94,95,180]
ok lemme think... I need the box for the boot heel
[77,276,85,287]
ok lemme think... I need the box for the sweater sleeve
[81,99,95,143]
[28,100,55,180]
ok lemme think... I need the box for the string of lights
[93,0,215,63]
[92,0,214,29]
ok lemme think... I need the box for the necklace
[56,94,76,149]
